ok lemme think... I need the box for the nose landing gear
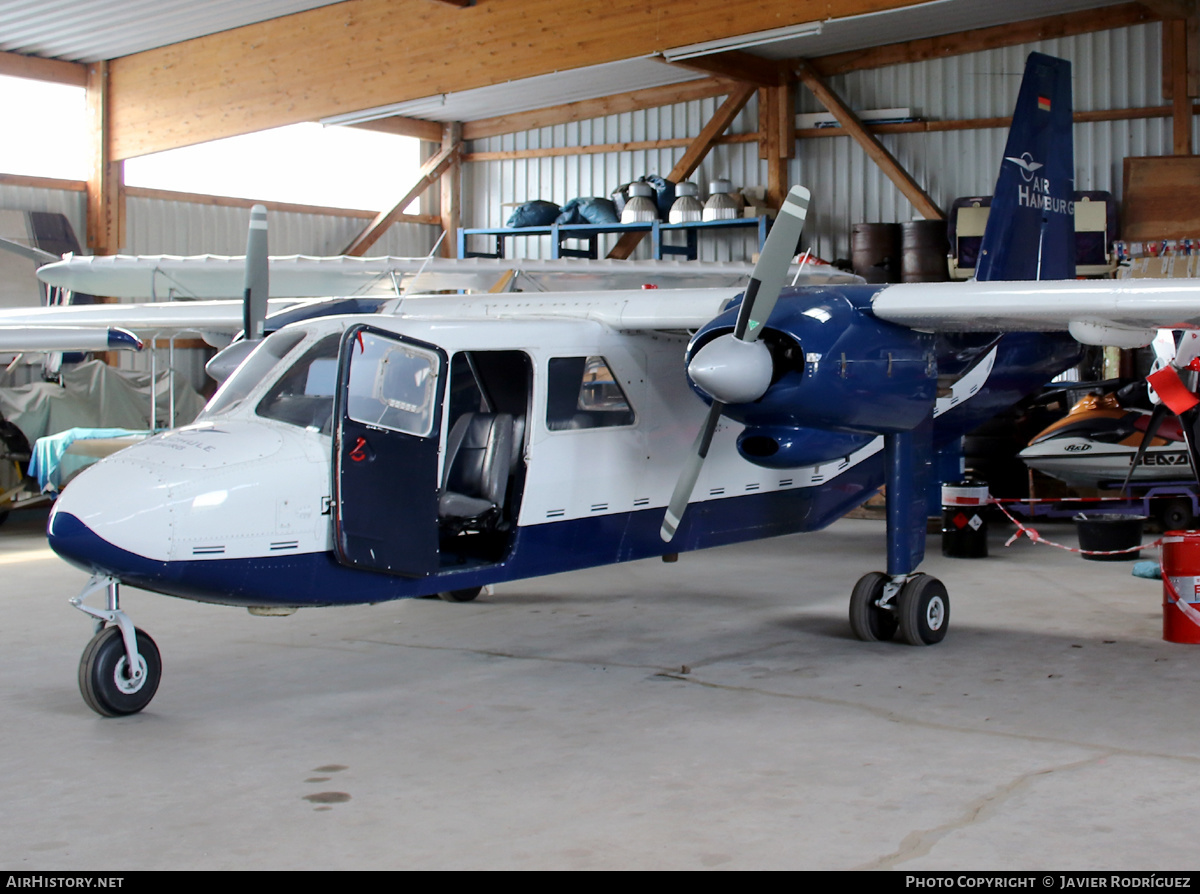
[71,575,162,716]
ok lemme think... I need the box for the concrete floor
[1,508,1195,870]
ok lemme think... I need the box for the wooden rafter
[606,83,756,260]
[812,3,1158,76]
[659,51,786,87]
[0,50,86,86]
[351,116,445,142]
[795,60,942,220]
[343,139,462,256]
[462,78,740,142]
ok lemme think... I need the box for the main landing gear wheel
[438,586,482,603]
[78,626,161,717]
[1158,498,1194,532]
[897,574,949,646]
[849,572,898,642]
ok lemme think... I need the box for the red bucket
[1160,531,1200,643]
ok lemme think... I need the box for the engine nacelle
[689,285,937,436]
[737,425,874,469]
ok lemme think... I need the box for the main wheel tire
[78,626,161,717]
[897,574,949,646]
[437,586,482,603]
[1157,498,1194,532]
[849,572,898,642]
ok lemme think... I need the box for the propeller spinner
[660,185,811,542]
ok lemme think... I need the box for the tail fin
[976,53,1075,281]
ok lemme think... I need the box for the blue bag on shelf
[556,197,620,225]
[506,200,561,228]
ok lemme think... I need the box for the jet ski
[1019,390,1191,487]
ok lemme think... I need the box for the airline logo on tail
[1006,151,1072,216]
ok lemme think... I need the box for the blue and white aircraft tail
[41,53,1200,716]
[977,51,1076,282]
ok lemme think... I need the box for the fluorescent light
[662,22,823,62]
[320,95,447,127]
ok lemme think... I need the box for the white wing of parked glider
[36,254,861,299]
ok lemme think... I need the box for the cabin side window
[344,333,440,437]
[546,356,635,431]
[255,333,342,432]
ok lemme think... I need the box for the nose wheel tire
[897,574,949,646]
[849,572,898,642]
[437,586,482,603]
[79,626,162,717]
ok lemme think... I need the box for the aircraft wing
[0,298,315,349]
[872,279,1200,345]
[0,326,142,352]
[37,254,861,299]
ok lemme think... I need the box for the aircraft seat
[439,412,514,528]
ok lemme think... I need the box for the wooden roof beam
[812,2,1159,76]
[607,82,756,259]
[795,60,942,220]
[0,50,86,86]
[350,116,446,142]
[658,50,788,87]
[105,0,934,160]
[461,77,740,141]
[343,138,461,256]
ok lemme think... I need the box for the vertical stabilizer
[976,53,1075,281]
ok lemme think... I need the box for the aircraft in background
[39,53,1200,717]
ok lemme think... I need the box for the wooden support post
[342,137,461,256]
[761,82,795,210]
[795,60,943,220]
[1168,18,1196,154]
[85,61,124,255]
[441,122,462,258]
[607,83,756,259]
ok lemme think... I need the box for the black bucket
[1075,513,1146,561]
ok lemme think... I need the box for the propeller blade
[242,205,269,341]
[660,184,812,543]
[1120,402,1170,495]
[661,400,725,542]
[733,185,810,342]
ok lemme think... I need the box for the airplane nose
[47,458,173,573]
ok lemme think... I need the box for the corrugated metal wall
[0,184,87,246]
[464,21,1191,264]
[0,185,438,259]
[124,195,438,257]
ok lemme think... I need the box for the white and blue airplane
[39,53,1200,716]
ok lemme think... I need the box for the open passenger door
[333,325,446,576]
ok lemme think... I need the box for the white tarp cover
[0,359,205,444]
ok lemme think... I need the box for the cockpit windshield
[256,333,342,432]
[199,329,307,419]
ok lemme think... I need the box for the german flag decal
[1038,96,1051,112]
